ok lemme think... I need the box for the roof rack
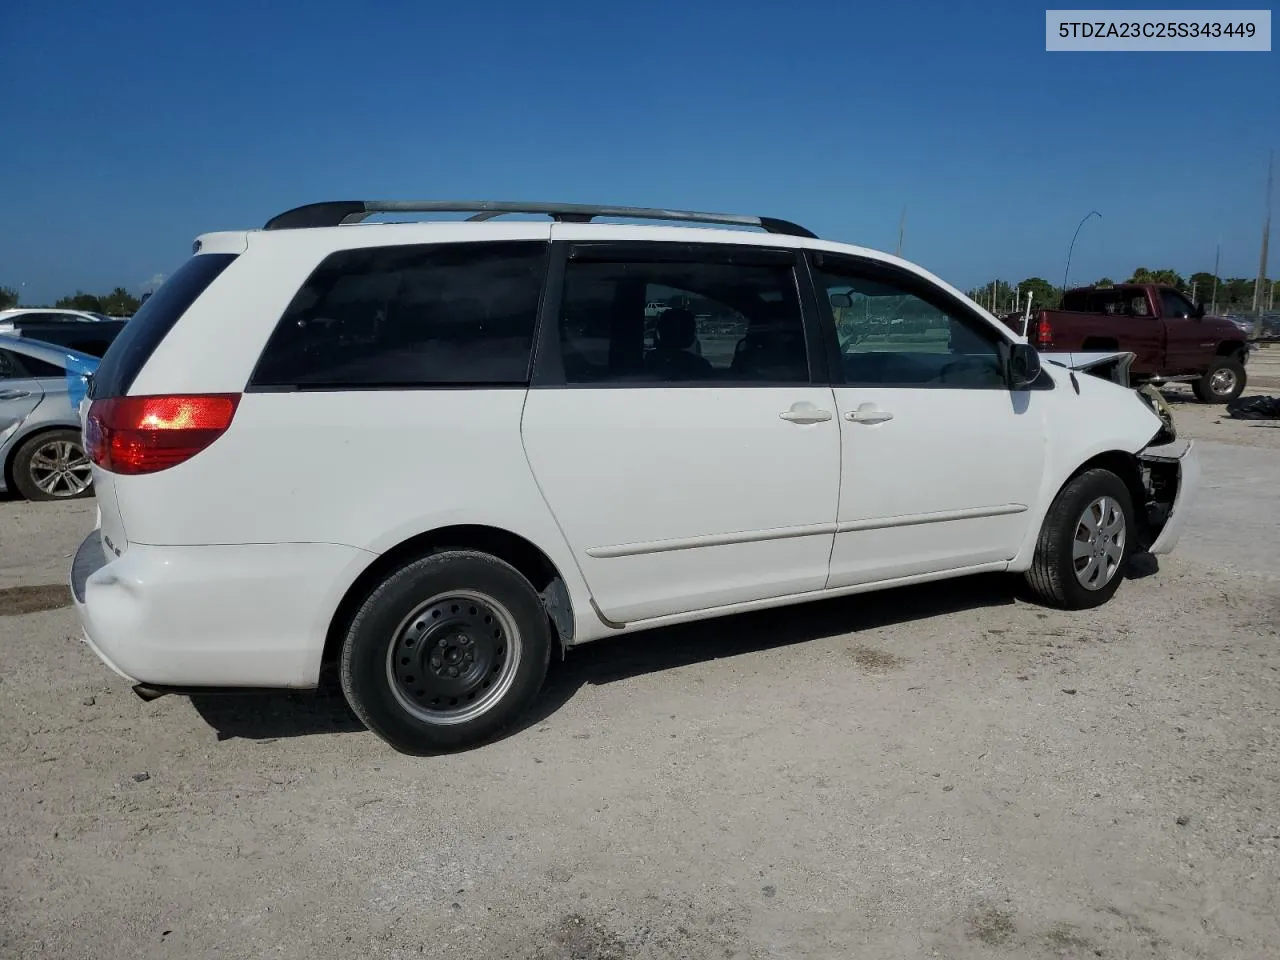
[262,200,818,239]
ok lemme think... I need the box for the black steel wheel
[340,550,551,753]
[386,590,522,725]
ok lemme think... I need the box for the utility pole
[896,207,906,257]
[1253,149,1274,337]
[1210,236,1221,314]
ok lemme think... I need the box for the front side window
[814,256,1006,388]
[1160,289,1194,318]
[250,241,547,389]
[552,253,810,385]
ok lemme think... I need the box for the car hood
[1203,313,1254,338]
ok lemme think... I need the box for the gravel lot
[2,348,1278,959]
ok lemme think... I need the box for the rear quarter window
[248,241,547,390]
[90,253,237,398]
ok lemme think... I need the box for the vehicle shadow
[189,574,1022,744]
[189,679,364,741]
[1155,388,1201,406]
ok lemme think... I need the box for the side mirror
[1007,342,1042,389]
[1193,302,1205,318]
[829,292,853,309]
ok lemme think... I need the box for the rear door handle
[779,402,833,424]
[0,389,32,400]
[845,403,894,424]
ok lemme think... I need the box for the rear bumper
[70,531,373,688]
[1141,439,1200,556]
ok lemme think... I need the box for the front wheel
[1193,356,1246,403]
[339,550,551,753]
[1024,468,1135,609]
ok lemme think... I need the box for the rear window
[1061,288,1150,317]
[248,241,547,390]
[90,253,237,398]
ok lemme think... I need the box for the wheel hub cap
[1072,495,1126,591]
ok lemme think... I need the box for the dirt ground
[2,348,1278,959]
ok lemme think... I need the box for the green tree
[0,286,17,310]
[99,287,140,316]
[966,279,1021,313]
[1016,277,1060,311]
[1128,267,1184,289]
[54,291,104,312]
[1188,272,1217,305]
[1095,277,1114,287]
[1221,278,1255,311]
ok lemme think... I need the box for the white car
[0,308,117,328]
[70,200,1198,753]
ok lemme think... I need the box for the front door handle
[0,389,32,400]
[779,402,833,424]
[845,403,894,424]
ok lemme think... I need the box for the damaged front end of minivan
[1045,349,1196,555]
[1134,436,1199,555]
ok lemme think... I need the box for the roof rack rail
[262,200,818,239]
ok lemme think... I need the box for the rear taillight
[1035,315,1054,349]
[85,394,240,475]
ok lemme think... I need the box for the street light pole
[1064,210,1102,291]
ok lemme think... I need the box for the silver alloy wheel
[1072,495,1126,590]
[385,590,522,726]
[1210,366,1237,396]
[27,439,93,498]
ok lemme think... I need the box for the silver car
[0,334,98,501]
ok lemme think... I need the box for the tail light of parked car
[85,394,240,475]
[1035,315,1054,349]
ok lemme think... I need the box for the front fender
[1008,365,1164,571]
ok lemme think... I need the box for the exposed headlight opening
[1135,383,1176,444]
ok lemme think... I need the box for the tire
[339,550,551,753]
[1024,468,1135,610]
[10,429,94,501]
[1192,356,1246,403]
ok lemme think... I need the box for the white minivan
[71,200,1197,753]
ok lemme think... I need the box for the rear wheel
[11,429,94,501]
[1193,356,1246,403]
[339,550,551,753]
[1025,468,1134,609]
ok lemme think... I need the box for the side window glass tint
[0,349,22,379]
[19,355,63,378]
[557,257,809,384]
[1160,290,1192,318]
[816,261,1005,388]
[251,242,547,389]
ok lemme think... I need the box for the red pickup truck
[1003,283,1249,403]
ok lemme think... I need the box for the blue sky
[1,0,1275,304]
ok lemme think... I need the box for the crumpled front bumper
[1139,438,1199,555]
